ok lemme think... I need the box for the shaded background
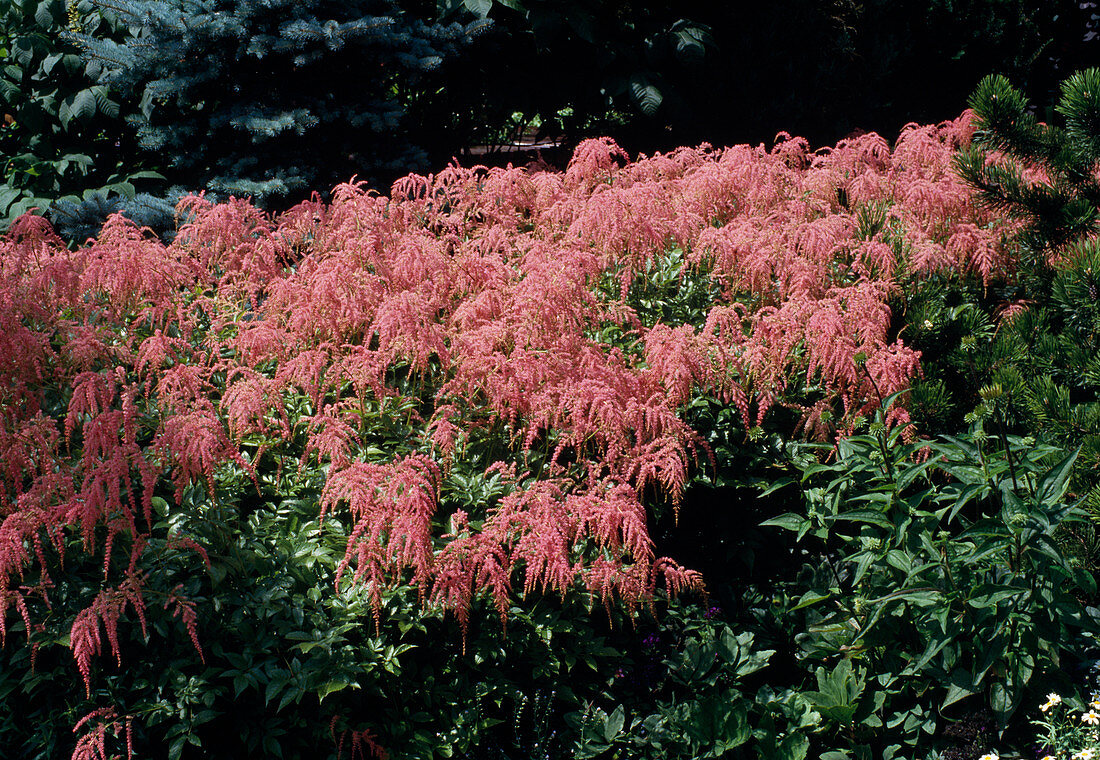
[2,0,1098,239]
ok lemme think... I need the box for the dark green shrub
[0,0,164,238]
[763,396,1096,756]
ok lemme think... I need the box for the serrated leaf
[90,85,119,120]
[69,87,96,123]
[317,680,348,701]
[629,74,662,116]
[34,0,55,30]
[462,0,492,17]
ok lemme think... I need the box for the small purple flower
[704,605,723,619]
[642,633,660,648]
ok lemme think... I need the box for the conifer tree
[67,0,486,215]
[956,68,1100,258]
[953,69,1100,507]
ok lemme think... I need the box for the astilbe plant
[0,111,1023,753]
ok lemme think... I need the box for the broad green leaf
[462,0,492,17]
[792,590,831,610]
[0,184,25,214]
[1036,447,1079,505]
[12,36,36,67]
[34,0,55,30]
[604,705,624,743]
[90,85,119,119]
[629,74,662,116]
[0,77,18,101]
[125,169,167,181]
[317,680,349,701]
[761,513,806,533]
[940,669,976,708]
[41,51,63,75]
[70,87,96,122]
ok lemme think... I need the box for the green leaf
[59,87,96,130]
[0,184,25,214]
[41,51,63,76]
[775,731,809,760]
[6,195,39,218]
[604,705,624,743]
[941,669,977,708]
[125,170,167,181]
[761,513,805,532]
[12,36,36,67]
[0,76,18,102]
[896,456,940,490]
[792,590,831,610]
[34,0,55,29]
[90,85,119,120]
[946,482,985,522]
[1035,447,1079,505]
[462,0,492,17]
[685,694,750,750]
[875,588,940,607]
[629,74,663,116]
[829,509,893,529]
[317,680,349,701]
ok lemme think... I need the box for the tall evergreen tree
[68,0,486,213]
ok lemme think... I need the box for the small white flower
[922,319,934,330]
[1042,693,1064,712]
[978,754,999,760]
[1083,710,1100,726]
[1041,755,1056,760]
[1074,750,1097,760]
[1091,698,1100,711]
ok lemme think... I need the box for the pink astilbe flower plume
[71,707,134,760]
[0,106,1026,750]
[320,456,443,629]
[70,576,149,697]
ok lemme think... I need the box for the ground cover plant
[0,93,1097,758]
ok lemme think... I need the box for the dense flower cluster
[0,111,1018,753]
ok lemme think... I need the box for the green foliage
[763,397,1096,754]
[956,68,1100,256]
[68,0,485,211]
[0,0,163,236]
[903,69,1100,515]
